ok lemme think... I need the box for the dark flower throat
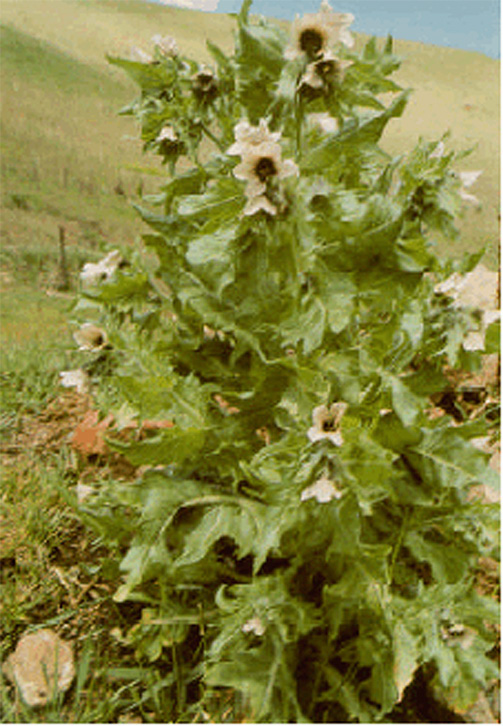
[299,28,324,58]
[255,157,277,183]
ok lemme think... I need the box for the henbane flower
[130,46,153,64]
[458,170,482,206]
[73,323,109,352]
[155,125,185,158]
[80,250,124,287]
[192,66,218,102]
[233,141,298,213]
[434,263,498,311]
[427,142,483,207]
[301,475,343,503]
[299,52,352,92]
[434,263,499,352]
[230,121,298,216]
[151,34,178,58]
[227,119,281,157]
[242,194,278,217]
[307,402,348,446]
[285,0,354,61]
[156,125,178,144]
[307,112,338,134]
[242,616,266,636]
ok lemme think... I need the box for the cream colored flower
[227,119,281,156]
[152,34,178,58]
[234,142,298,197]
[458,170,482,206]
[230,120,298,215]
[308,112,338,134]
[301,475,343,503]
[156,125,178,143]
[192,66,218,101]
[59,369,90,396]
[427,142,482,205]
[434,263,498,311]
[242,616,266,636]
[463,309,500,351]
[440,623,476,651]
[156,125,185,158]
[243,194,279,217]
[308,402,347,446]
[285,1,354,61]
[73,323,109,352]
[434,263,499,352]
[80,250,123,287]
[299,52,352,91]
[203,324,217,340]
[429,140,445,159]
[130,46,153,64]
[203,325,226,341]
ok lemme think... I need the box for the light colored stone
[2,629,75,707]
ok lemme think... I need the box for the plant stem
[388,507,411,585]
[201,123,226,152]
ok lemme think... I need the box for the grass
[0,1,499,719]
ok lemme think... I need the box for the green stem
[294,91,303,162]
[388,508,411,585]
[201,123,226,152]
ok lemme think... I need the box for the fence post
[57,225,70,291]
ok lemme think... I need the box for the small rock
[2,629,75,707]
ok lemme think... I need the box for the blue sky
[152,0,500,58]
[217,0,500,58]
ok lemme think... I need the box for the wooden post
[57,225,70,290]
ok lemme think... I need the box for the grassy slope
[388,38,500,265]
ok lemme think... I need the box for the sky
[152,0,500,58]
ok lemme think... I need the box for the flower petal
[242,616,266,636]
[73,323,109,351]
[301,476,342,503]
[244,177,267,198]
[243,195,277,216]
[152,34,178,57]
[459,170,483,189]
[278,158,299,180]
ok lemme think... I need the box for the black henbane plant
[72,1,499,721]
